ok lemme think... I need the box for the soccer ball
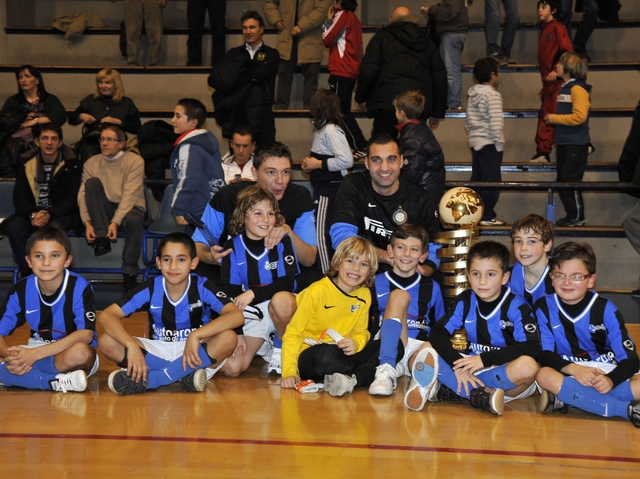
[438,187,484,229]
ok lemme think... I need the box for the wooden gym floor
[1,315,639,478]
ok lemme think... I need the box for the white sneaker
[324,373,357,397]
[369,363,398,396]
[267,347,281,376]
[50,370,88,393]
[404,347,439,411]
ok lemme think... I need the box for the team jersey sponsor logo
[324,305,336,309]
[392,208,407,225]
[285,255,295,265]
[364,217,392,239]
[216,291,227,298]
[26,309,39,314]
[470,343,501,354]
[85,312,96,322]
[350,304,361,313]
[407,319,428,331]
[367,202,377,208]
[588,323,606,333]
[524,323,537,333]
[377,292,389,298]
[499,320,514,329]
[624,339,635,351]
[153,324,200,342]
[561,351,617,364]
[265,261,279,270]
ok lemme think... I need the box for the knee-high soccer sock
[558,377,629,419]
[477,365,517,391]
[437,357,470,400]
[610,380,635,402]
[33,356,58,374]
[0,363,57,390]
[146,345,213,389]
[272,332,282,349]
[378,318,402,367]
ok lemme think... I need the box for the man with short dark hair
[221,125,258,184]
[330,134,441,275]
[1,123,83,278]
[77,125,146,292]
[208,10,279,147]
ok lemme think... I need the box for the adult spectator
[187,0,227,66]
[221,125,258,184]
[193,142,319,288]
[355,6,447,138]
[1,65,66,177]
[209,10,278,147]
[618,99,640,295]
[263,0,330,110]
[559,0,598,60]
[69,69,141,161]
[0,123,82,278]
[484,0,520,66]
[124,0,166,66]
[330,134,441,276]
[77,125,146,292]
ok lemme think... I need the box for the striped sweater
[465,84,504,152]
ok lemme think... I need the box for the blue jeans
[484,0,520,56]
[559,0,599,52]
[439,32,466,109]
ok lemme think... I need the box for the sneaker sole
[539,389,554,413]
[404,348,438,411]
[183,369,207,392]
[107,370,123,394]
[368,381,395,396]
[324,374,350,397]
[490,389,505,416]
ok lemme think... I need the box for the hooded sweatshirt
[465,84,504,151]
[170,129,225,219]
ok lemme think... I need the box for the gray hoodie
[465,84,504,152]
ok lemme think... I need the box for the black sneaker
[539,389,569,414]
[123,274,138,292]
[93,237,112,257]
[179,369,207,392]
[490,52,509,67]
[108,370,148,395]
[529,152,551,164]
[469,387,504,415]
[556,217,585,227]
[628,400,640,428]
[434,383,465,402]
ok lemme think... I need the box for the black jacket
[208,43,279,138]
[356,16,448,119]
[398,121,446,205]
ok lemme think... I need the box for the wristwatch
[30,212,36,220]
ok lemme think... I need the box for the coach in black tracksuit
[208,11,279,148]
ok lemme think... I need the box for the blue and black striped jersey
[117,274,231,342]
[508,262,554,306]
[0,270,97,346]
[536,292,638,365]
[370,271,445,340]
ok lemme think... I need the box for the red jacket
[537,19,573,81]
[322,8,362,80]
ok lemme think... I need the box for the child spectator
[530,0,573,164]
[0,227,97,393]
[543,52,592,227]
[322,0,368,154]
[280,236,377,392]
[99,233,244,394]
[367,224,445,408]
[428,241,541,416]
[421,0,469,110]
[466,56,505,226]
[301,89,354,273]
[393,90,446,205]
[535,242,640,427]
[219,186,299,377]
[508,214,555,305]
[170,98,225,231]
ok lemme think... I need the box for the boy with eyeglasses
[535,242,640,427]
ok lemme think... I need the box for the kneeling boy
[0,227,98,393]
[428,241,541,415]
[536,242,640,426]
[99,232,243,394]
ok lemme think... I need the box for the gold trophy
[434,187,483,352]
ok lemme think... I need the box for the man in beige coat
[263,0,330,110]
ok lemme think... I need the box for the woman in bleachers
[69,68,141,161]
[0,65,67,177]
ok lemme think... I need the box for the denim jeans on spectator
[484,0,520,56]
[439,32,466,109]
[559,0,599,52]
